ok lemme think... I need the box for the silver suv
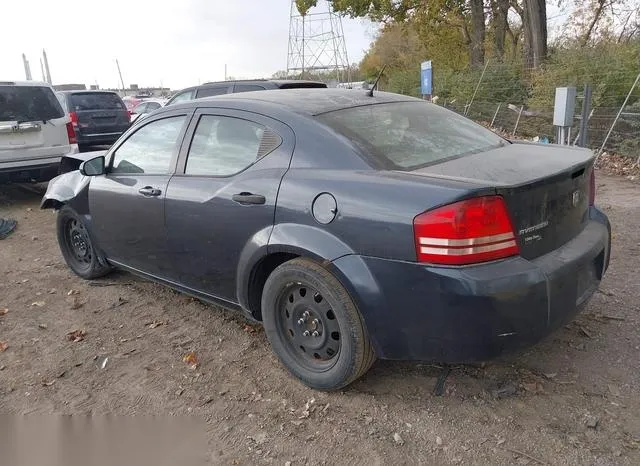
[1,80,78,183]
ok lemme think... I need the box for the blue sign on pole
[421,60,432,96]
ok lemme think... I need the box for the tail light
[589,168,596,206]
[125,110,131,122]
[413,196,520,265]
[69,111,78,127]
[66,122,77,144]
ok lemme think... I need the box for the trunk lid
[412,142,594,260]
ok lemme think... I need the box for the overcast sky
[1,1,571,91]
[0,0,377,90]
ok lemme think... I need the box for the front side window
[185,115,265,176]
[111,116,186,174]
[318,102,507,170]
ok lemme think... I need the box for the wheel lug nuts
[303,330,310,337]
[312,331,319,338]
[297,318,305,325]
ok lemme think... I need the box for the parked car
[56,91,130,149]
[165,79,327,106]
[0,80,78,183]
[129,98,166,124]
[41,89,611,390]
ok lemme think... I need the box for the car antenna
[367,65,387,97]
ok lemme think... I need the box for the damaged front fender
[41,150,106,211]
[40,169,91,212]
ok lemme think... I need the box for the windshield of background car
[70,93,125,111]
[0,86,65,122]
[317,101,507,170]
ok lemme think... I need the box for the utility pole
[42,49,52,84]
[225,64,227,80]
[22,54,32,80]
[116,59,126,95]
[40,58,46,82]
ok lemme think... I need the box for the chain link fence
[378,48,640,158]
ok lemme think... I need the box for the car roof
[193,88,418,116]
[0,80,52,87]
[57,90,120,95]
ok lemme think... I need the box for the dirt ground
[0,173,639,465]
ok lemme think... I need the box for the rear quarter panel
[272,117,493,261]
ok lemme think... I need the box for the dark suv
[165,79,327,106]
[56,91,130,149]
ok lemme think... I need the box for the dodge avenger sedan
[41,89,611,390]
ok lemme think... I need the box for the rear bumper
[331,207,611,361]
[0,146,79,182]
[76,130,126,146]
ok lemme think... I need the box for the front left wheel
[57,205,112,280]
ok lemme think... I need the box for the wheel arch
[239,223,356,321]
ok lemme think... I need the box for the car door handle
[232,192,266,205]
[138,186,162,197]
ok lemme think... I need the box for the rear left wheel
[262,258,375,390]
[57,206,112,280]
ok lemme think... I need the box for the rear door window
[70,93,125,111]
[185,115,268,176]
[0,86,64,122]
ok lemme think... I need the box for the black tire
[262,258,376,390]
[57,205,112,280]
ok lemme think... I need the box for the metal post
[578,84,592,147]
[490,103,502,128]
[596,72,640,160]
[465,60,489,116]
[512,105,524,137]
[116,59,126,95]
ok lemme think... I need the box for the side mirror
[79,156,105,176]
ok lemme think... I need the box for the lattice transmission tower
[287,0,351,83]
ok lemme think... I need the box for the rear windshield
[317,101,506,170]
[0,85,65,122]
[70,93,125,111]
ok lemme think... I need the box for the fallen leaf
[393,432,404,445]
[0,308,8,316]
[48,289,57,294]
[70,296,85,310]
[42,380,55,387]
[183,351,198,369]
[67,330,86,342]
[31,301,45,307]
[147,320,167,329]
[67,289,80,296]
[243,324,257,334]
[0,342,7,352]
[38,323,48,329]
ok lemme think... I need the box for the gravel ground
[0,172,639,465]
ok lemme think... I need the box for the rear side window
[318,102,506,170]
[167,90,194,105]
[196,86,229,98]
[70,93,125,111]
[0,86,64,121]
[234,84,266,93]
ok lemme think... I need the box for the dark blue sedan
[41,89,611,390]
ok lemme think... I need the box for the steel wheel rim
[64,218,93,270]
[275,282,342,372]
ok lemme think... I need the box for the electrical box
[553,87,576,127]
